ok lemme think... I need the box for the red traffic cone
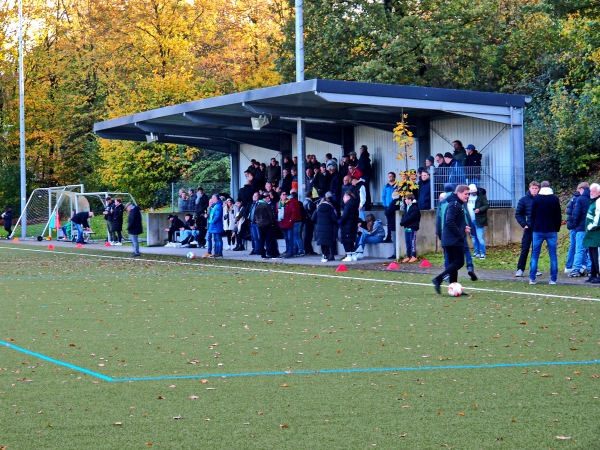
[76,243,84,249]
[105,241,112,247]
[47,244,55,250]
[335,264,348,272]
[386,262,399,270]
[419,259,432,268]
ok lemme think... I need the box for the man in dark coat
[529,181,562,284]
[126,202,143,257]
[112,198,124,245]
[514,181,540,277]
[340,191,359,261]
[464,144,482,186]
[254,193,279,259]
[432,185,471,294]
[570,182,592,277]
[311,194,338,262]
[71,211,94,244]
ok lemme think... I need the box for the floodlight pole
[295,0,306,201]
[18,0,27,237]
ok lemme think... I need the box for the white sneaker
[320,256,328,263]
[529,279,536,285]
[164,243,172,247]
[190,241,198,246]
[342,255,353,262]
[355,245,364,253]
[355,252,364,259]
[351,253,357,261]
[549,280,557,285]
[515,269,523,277]
[564,268,572,274]
[114,242,122,246]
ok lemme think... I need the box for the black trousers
[435,245,464,284]
[517,228,533,271]
[589,247,599,278]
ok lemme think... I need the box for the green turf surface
[1,245,598,449]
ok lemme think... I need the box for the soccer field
[1,244,598,449]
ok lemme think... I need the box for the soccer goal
[11,185,139,241]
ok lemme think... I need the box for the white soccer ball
[447,282,463,297]
[186,251,196,260]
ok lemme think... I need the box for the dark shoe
[460,291,469,296]
[131,253,140,257]
[214,252,223,257]
[568,271,582,277]
[383,237,392,243]
[295,252,306,257]
[468,270,478,281]
[327,256,335,262]
[432,277,441,295]
[388,254,396,260]
[282,253,293,259]
[591,278,600,284]
[233,246,244,251]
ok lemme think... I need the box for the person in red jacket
[277,191,301,258]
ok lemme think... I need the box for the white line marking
[2,244,600,302]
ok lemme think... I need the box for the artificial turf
[0,244,598,449]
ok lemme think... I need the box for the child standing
[400,194,421,263]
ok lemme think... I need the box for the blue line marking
[3,340,598,383]
[0,340,114,382]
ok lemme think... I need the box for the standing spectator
[327,161,342,207]
[466,184,489,259]
[464,144,482,186]
[303,192,318,255]
[280,168,293,194]
[2,206,13,238]
[583,183,600,283]
[282,156,293,172]
[358,145,372,184]
[452,140,467,165]
[444,152,466,186]
[266,158,281,186]
[112,198,124,245]
[382,172,398,247]
[103,197,114,244]
[195,187,209,248]
[248,192,260,255]
[352,178,367,220]
[424,156,435,169]
[529,181,562,285]
[263,181,279,203]
[417,169,432,210]
[206,194,224,257]
[277,191,297,258]
[312,193,338,262]
[341,175,354,199]
[126,202,142,257]
[313,164,330,199]
[178,189,189,213]
[289,189,304,256]
[339,154,349,179]
[432,185,471,294]
[188,188,197,208]
[71,211,94,244]
[254,193,279,259]
[222,198,238,250]
[340,191,360,262]
[569,182,592,277]
[514,181,541,277]
[304,168,315,198]
[290,166,299,192]
[565,184,582,275]
[400,194,421,263]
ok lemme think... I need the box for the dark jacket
[112,203,124,228]
[127,205,143,235]
[464,150,482,179]
[266,164,281,185]
[358,150,372,181]
[417,178,431,210]
[311,200,337,247]
[400,201,421,231]
[515,191,535,229]
[238,184,255,208]
[2,210,13,230]
[473,189,489,227]
[530,187,562,233]
[339,197,359,245]
[195,193,209,215]
[565,190,580,230]
[254,201,276,228]
[572,188,590,232]
[313,171,330,198]
[71,211,91,228]
[441,197,467,247]
[168,216,185,233]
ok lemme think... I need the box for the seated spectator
[164,214,185,247]
[400,194,421,263]
[180,213,199,247]
[354,213,385,259]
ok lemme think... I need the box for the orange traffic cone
[47,244,55,250]
[419,259,432,268]
[386,262,399,270]
[335,264,348,272]
[76,243,84,249]
[12,237,19,242]
[105,241,112,247]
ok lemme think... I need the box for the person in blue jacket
[206,194,224,257]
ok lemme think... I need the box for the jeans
[206,231,214,254]
[356,233,383,250]
[566,229,577,270]
[251,223,260,252]
[517,228,533,271]
[293,222,304,254]
[472,223,486,256]
[181,230,199,243]
[573,231,591,273]
[404,230,417,257]
[530,232,558,282]
[74,223,84,243]
[213,232,223,254]
[282,228,294,255]
[131,234,140,255]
